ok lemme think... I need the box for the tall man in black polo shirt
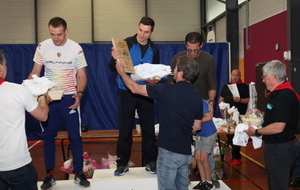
[245,60,300,190]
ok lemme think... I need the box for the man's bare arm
[77,67,87,92]
[69,67,87,109]
[28,63,43,79]
[192,119,202,132]
[208,89,216,114]
[245,122,286,136]
[115,61,148,97]
[29,96,49,121]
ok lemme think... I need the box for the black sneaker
[212,180,220,188]
[41,173,56,190]
[74,171,90,188]
[145,162,156,174]
[211,173,220,188]
[199,181,215,190]
[114,165,129,176]
[193,180,204,189]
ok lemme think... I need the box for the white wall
[215,16,226,43]
[94,0,145,42]
[0,0,200,44]
[247,0,287,25]
[36,0,92,43]
[148,0,200,42]
[0,0,35,44]
[0,0,288,50]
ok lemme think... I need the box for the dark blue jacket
[108,34,160,90]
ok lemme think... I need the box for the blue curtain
[0,43,229,140]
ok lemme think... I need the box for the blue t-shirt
[196,100,217,137]
[147,81,203,155]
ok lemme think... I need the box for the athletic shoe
[114,165,129,176]
[212,180,220,188]
[74,171,90,187]
[211,172,220,188]
[145,162,157,174]
[193,180,205,189]
[41,173,56,190]
[227,158,233,163]
[199,181,215,190]
[232,159,241,166]
[228,158,241,165]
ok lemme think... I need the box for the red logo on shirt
[57,52,61,57]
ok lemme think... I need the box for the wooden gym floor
[28,134,300,190]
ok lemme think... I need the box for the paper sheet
[227,84,240,98]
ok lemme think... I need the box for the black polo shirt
[147,81,203,155]
[262,88,299,143]
[220,83,249,114]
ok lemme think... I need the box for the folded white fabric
[228,106,240,125]
[219,101,230,110]
[252,133,263,149]
[233,123,262,149]
[22,74,57,96]
[233,123,248,146]
[154,123,160,134]
[232,110,240,125]
[130,63,171,81]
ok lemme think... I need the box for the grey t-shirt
[167,50,217,99]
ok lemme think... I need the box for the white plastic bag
[130,63,171,81]
[22,74,57,96]
[246,82,258,115]
[240,82,264,127]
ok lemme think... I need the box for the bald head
[231,69,241,83]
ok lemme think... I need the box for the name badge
[267,103,273,110]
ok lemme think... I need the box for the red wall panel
[243,11,287,84]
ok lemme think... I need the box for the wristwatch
[208,100,215,104]
[255,129,261,136]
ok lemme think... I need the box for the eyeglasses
[262,75,268,80]
[187,48,200,54]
